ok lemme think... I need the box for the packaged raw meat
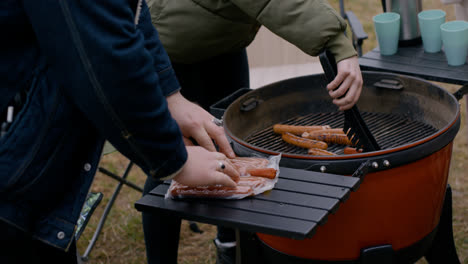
[165,154,281,199]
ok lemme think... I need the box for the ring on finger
[217,161,226,171]
[212,117,223,127]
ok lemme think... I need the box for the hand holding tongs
[318,50,380,152]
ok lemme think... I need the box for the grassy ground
[77,0,467,263]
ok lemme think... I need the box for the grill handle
[209,88,252,119]
[453,83,468,101]
[240,97,262,112]
[373,79,404,90]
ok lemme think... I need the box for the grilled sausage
[343,147,363,155]
[273,124,331,135]
[304,128,346,135]
[302,132,354,146]
[307,148,337,156]
[246,168,277,179]
[282,132,328,149]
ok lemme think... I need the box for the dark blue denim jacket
[0,0,187,250]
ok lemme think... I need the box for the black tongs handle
[319,50,338,83]
[319,50,348,99]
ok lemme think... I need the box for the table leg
[236,230,264,264]
[465,96,468,143]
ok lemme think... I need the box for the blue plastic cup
[440,21,468,66]
[418,10,446,53]
[373,12,401,56]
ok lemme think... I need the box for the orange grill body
[257,143,452,261]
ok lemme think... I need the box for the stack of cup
[418,9,468,66]
[373,12,401,56]
[418,10,446,53]
[440,20,468,66]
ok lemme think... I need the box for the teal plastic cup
[440,21,468,66]
[373,12,400,56]
[418,9,446,53]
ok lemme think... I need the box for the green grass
[77,1,467,263]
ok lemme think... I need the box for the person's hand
[326,56,363,111]
[182,137,195,146]
[166,91,235,158]
[174,146,239,187]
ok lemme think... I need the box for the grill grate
[245,112,438,155]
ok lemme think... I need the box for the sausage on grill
[282,132,328,149]
[273,124,331,135]
[304,128,346,135]
[307,148,337,156]
[302,132,354,146]
[343,147,363,154]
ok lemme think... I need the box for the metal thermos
[383,0,423,46]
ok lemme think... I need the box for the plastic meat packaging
[165,154,281,200]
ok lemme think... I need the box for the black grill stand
[236,185,460,264]
[425,186,460,264]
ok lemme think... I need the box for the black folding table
[358,44,468,85]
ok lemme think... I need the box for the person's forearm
[137,0,181,96]
[325,34,358,62]
[231,0,356,59]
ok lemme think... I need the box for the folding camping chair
[77,142,141,261]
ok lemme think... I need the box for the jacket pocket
[0,72,61,194]
[11,132,67,196]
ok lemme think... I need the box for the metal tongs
[318,50,380,152]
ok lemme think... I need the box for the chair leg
[80,161,134,261]
[424,185,460,264]
[98,165,142,192]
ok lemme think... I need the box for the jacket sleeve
[137,0,180,96]
[22,0,187,179]
[230,0,357,62]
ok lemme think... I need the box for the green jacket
[147,0,357,64]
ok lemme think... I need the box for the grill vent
[245,112,437,155]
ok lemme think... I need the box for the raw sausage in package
[165,154,281,199]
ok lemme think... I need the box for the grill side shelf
[135,194,317,239]
[136,167,357,239]
[151,183,329,225]
[278,167,361,191]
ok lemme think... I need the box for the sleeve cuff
[326,33,358,62]
[148,138,188,180]
[159,160,186,181]
[158,66,181,96]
